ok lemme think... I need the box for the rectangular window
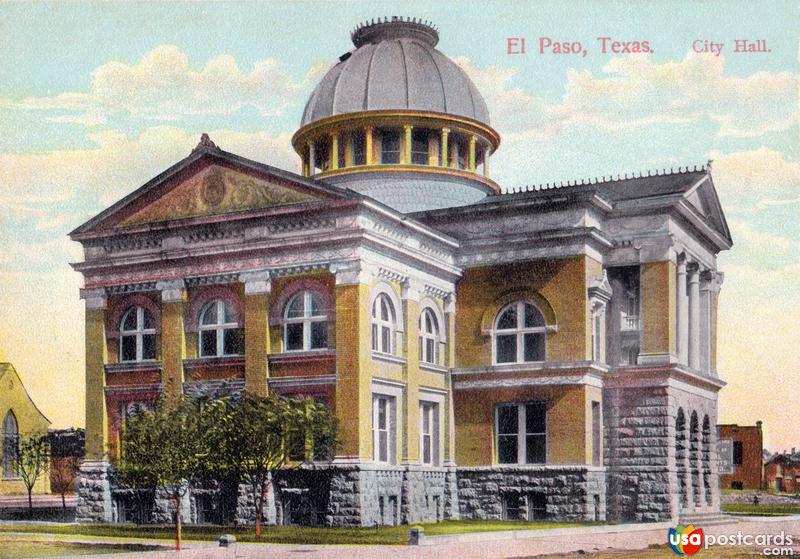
[527,493,547,521]
[223,328,243,355]
[420,402,440,466]
[372,395,395,464]
[310,322,327,349]
[497,402,547,464]
[411,129,428,165]
[286,323,303,351]
[496,334,517,363]
[142,333,156,360]
[733,441,744,465]
[502,494,521,520]
[121,336,137,361]
[380,129,401,164]
[352,131,366,166]
[200,330,217,357]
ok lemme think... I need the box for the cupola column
[440,128,449,168]
[403,125,413,165]
[331,133,339,171]
[365,126,374,165]
[469,135,477,172]
[484,147,491,177]
[344,132,354,168]
[307,141,315,176]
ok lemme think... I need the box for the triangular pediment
[120,163,322,227]
[683,173,732,245]
[71,144,353,235]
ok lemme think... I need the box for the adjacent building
[71,17,732,526]
[718,422,763,490]
[0,353,51,495]
[765,451,800,493]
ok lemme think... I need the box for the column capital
[441,127,450,135]
[80,288,107,310]
[444,293,456,314]
[240,270,271,295]
[403,124,413,132]
[687,262,701,280]
[676,254,688,274]
[401,278,423,301]
[156,279,186,303]
[331,261,371,285]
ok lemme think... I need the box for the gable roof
[0,362,51,426]
[411,164,733,250]
[70,135,359,237]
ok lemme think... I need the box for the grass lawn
[722,503,800,516]
[0,537,160,559]
[0,519,601,546]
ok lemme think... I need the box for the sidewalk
[4,515,800,559]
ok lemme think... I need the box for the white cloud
[3,45,308,122]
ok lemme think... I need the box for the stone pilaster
[76,460,112,523]
[699,271,713,374]
[401,279,422,465]
[639,261,677,365]
[443,294,456,467]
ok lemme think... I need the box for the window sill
[269,350,335,364]
[371,352,406,366]
[105,361,162,374]
[420,362,448,373]
[184,356,245,367]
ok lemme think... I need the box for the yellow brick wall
[244,292,270,396]
[0,366,51,495]
[454,384,591,466]
[641,261,677,356]
[85,308,108,461]
[455,257,590,367]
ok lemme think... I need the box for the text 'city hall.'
[71,17,732,526]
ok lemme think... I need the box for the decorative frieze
[106,282,157,295]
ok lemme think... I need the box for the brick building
[71,17,732,526]
[718,422,763,490]
[765,452,800,493]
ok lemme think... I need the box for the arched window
[494,301,547,364]
[199,299,242,357]
[284,291,328,352]
[2,411,18,479]
[419,308,439,365]
[120,307,156,362]
[372,294,396,355]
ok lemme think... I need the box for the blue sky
[0,1,797,450]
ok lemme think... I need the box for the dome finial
[351,16,439,48]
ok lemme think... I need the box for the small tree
[51,455,81,511]
[207,394,336,539]
[15,433,50,512]
[117,399,207,551]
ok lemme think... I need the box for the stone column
[440,128,449,168]
[157,280,186,405]
[484,147,490,177]
[676,257,689,365]
[76,287,113,523]
[699,271,713,374]
[443,294,456,466]
[687,265,700,370]
[344,131,354,167]
[709,273,723,375]
[241,271,271,396]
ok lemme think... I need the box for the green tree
[15,433,50,512]
[117,399,207,551]
[206,394,336,539]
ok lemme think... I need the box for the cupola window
[411,128,429,165]
[380,129,401,164]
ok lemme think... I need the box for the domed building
[71,17,732,527]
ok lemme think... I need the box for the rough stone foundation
[76,460,112,523]
[457,466,606,521]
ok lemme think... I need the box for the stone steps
[678,511,735,526]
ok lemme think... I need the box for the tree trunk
[27,487,33,511]
[61,491,66,511]
[173,493,182,551]
[255,479,268,540]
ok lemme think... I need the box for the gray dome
[300,18,490,127]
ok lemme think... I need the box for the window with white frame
[372,395,396,464]
[371,294,396,355]
[494,302,547,364]
[120,307,156,362]
[496,402,546,464]
[284,291,328,351]
[199,299,242,357]
[419,401,440,465]
[419,307,440,365]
